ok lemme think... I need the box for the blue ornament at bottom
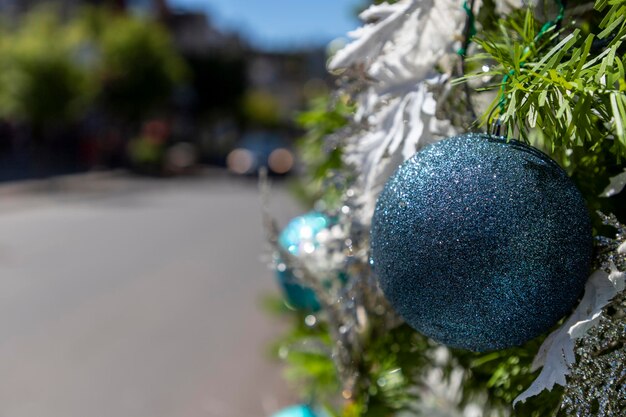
[276,211,331,311]
[371,133,593,352]
[270,404,317,417]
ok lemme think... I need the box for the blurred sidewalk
[0,170,299,417]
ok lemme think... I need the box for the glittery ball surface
[371,133,593,352]
[276,212,330,311]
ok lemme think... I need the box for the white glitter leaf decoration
[329,0,464,222]
[600,169,626,197]
[514,264,626,405]
[328,1,414,73]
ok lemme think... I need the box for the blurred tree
[0,4,187,127]
[0,7,96,133]
[92,10,187,121]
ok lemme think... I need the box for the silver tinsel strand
[259,170,401,401]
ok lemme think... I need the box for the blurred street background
[0,172,300,417]
[0,0,363,416]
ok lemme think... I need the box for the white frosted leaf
[327,1,414,72]
[600,169,626,197]
[607,263,625,293]
[359,2,400,21]
[329,0,465,224]
[514,265,625,406]
[567,265,622,339]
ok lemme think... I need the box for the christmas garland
[265,1,626,416]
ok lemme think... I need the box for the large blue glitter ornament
[371,133,593,352]
[269,404,317,417]
[276,212,331,311]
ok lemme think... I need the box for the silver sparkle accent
[305,315,317,327]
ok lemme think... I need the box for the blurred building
[159,9,330,166]
[246,49,328,122]
[165,12,245,56]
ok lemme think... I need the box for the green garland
[272,1,626,416]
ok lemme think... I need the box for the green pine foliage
[291,95,354,209]
[459,0,626,224]
[450,341,563,417]
[272,307,564,416]
[468,1,626,156]
[0,5,186,130]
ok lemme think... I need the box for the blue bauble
[371,133,593,352]
[276,212,331,311]
[270,404,317,417]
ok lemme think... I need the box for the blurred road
[0,171,299,417]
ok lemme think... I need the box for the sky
[166,0,362,51]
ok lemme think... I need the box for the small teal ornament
[371,133,593,352]
[276,212,331,311]
[270,404,317,417]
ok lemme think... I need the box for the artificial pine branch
[270,1,626,416]
[458,0,626,158]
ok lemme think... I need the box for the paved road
[0,172,300,417]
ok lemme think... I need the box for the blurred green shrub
[0,7,96,129]
[85,8,187,120]
[0,5,186,129]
